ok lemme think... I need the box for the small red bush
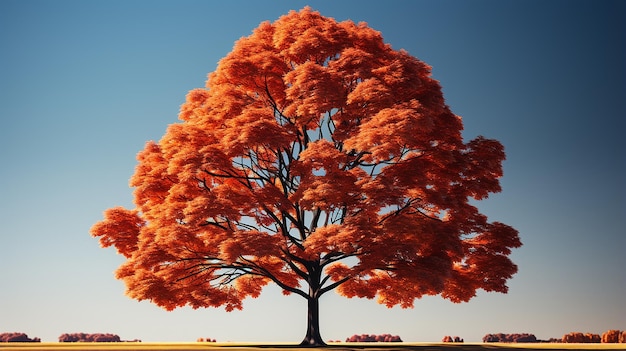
[585,333,601,343]
[601,330,621,343]
[197,337,216,342]
[345,334,402,342]
[58,333,121,342]
[0,333,41,342]
[563,332,584,343]
[483,333,536,343]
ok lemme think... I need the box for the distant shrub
[197,337,217,342]
[563,332,583,343]
[586,333,602,343]
[483,333,536,343]
[483,334,499,342]
[345,334,402,342]
[515,334,537,343]
[58,333,79,342]
[560,330,626,343]
[58,333,121,342]
[0,333,41,342]
[94,333,121,342]
[544,338,562,343]
[442,336,463,342]
[601,330,622,343]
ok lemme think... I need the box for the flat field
[1,343,625,351]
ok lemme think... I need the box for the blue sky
[1,0,624,343]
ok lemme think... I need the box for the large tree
[91,7,521,346]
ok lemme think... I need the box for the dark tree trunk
[300,295,325,346]
[299,261,326,347]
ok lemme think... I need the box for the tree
[91,7,521,346]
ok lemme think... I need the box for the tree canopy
[91,7,521,346]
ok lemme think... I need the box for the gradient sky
[1,0,624,343]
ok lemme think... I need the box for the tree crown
[92,7,521,314]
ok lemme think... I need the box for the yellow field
[0,342,625,351]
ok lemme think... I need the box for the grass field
[1,343,625,351]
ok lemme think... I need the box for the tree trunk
[299,261,326,346]
[300,295,325,346]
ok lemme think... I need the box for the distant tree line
[57,333,141,342]
[344,334,403,342]
[196,337,217,342]
[4,330,625,343]
[562,332,601,343]
[0,333,40,342]
[483,333,537,342]
[600,330,626,343]
[58,333,121,342]
[1,332,144,343]
[482,330,626,343]
[557,330,626,343]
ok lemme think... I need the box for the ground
[1,343,625,351]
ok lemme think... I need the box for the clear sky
[1,0,624,344]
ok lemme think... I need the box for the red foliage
[58,333,121,342]
[0,333,40,342]
[586,333,601,343]
[562,332,601,343]
[563,332,584,343]
[559,330,626,344]
[345,334,402,342]
[442,336,463,342]
[483,333,536,343]
[601,330,622,343]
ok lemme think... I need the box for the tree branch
[238,255,308,299]
[319,274,353,296]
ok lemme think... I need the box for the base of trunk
[299,335,327,347]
